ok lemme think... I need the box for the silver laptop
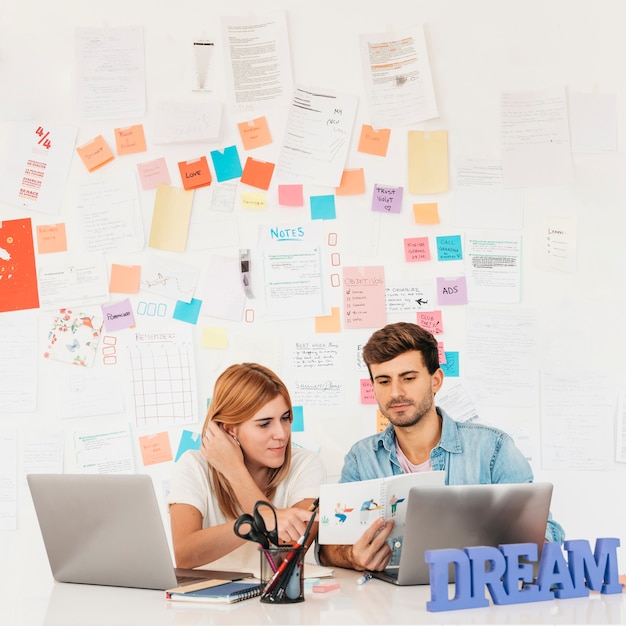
[27,473,252,590]
[372,481,553,586]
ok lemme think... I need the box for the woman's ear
[222,423,237,438]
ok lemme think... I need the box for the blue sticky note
[173,297,202,324]
[175,430,201,461]
[310,194,336,220]
[210,146,243,182]
[436,235,463,261]
[292,405,304,432]
[440,351,459,377]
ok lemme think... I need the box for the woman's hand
[201,420,244,477]
[273,506,317,545]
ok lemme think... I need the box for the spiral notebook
[318,470,446,544]
[165,580,263,603]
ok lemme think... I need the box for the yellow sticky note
[241,191,267,210]
[148,184,194,252]
[201,326,228,349]
[408,130,448,194]
[315,306,341,333]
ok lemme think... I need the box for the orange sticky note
[237,116,272,150]
[358,124,391,157]
[315,306,341,333]
[376,408,389,433]
[139,432,173,466]
[114,124,147,155]
[76,135,115,172]
[413,203,440,225]
[109,264,141,294]
[178,156,212,190]
[336,168,366,195]
[36,223,67,254]
[240,157,275,190]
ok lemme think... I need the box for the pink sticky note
[360,379,377,404]
[278,184,304,206]
[416,310,444,335]
[137,157,171,190]
[438,342,447,364]
[404,237,431,262]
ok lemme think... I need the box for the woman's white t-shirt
[168,446,325,574]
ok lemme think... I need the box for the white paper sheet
[75,26,145,120]
[359,26,438,126]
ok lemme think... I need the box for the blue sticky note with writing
[310,194,336,220]
[173,297,202,324]
[440,351,459,377]
[210,146,243,182]
[175,430,201,461]
[292,405,304,432]
[436,235,463,261]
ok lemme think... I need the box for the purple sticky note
[101,298,135,331]
[372,184,403,213]
[436,276,468,305]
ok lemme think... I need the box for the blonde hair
[203,363,293,520]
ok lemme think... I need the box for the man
[319,322,564,572]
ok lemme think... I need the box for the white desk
[3,567,624,625]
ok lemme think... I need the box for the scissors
[233,500,279,549]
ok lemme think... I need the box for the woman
[169,362,325,572]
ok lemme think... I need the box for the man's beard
[380,395,433,428]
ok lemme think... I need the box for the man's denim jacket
[339,407,565,563]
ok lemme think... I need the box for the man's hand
[320,517,395,571]
[350,517,394,571]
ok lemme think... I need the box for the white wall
[1,0,625,586]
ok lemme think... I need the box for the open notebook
[372,481,553,586]
[27,473,252,590]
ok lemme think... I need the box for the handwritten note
[114,124,147,155]
[358,124,391,157]
[436,235,463,261]
[76,135,114,172]
[343,266,386,329]
[404,236,431,262]
[372,184,403,213]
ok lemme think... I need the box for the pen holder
[259,545,306,603]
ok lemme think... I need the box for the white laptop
[27,473,252,590]
[372,481,553,586]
